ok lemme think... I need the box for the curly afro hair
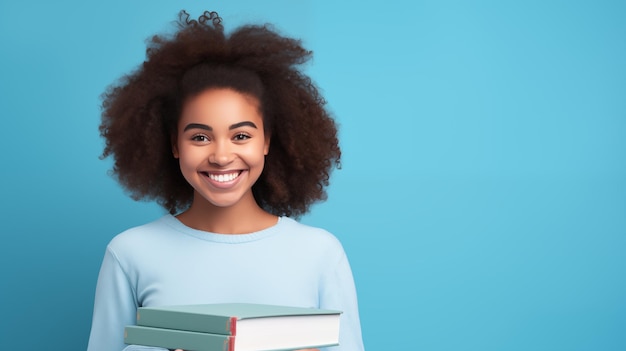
[100,10,341,217]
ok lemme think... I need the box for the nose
[208,140,234,166]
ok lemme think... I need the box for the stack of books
[124,303,342,351]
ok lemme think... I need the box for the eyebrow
[183,121,258,132]
[183,123,212,132]
[229,121,258,130]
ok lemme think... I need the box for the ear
[263,136,270,156]
[171,134,179,158]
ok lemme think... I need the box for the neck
[176,191,278,234]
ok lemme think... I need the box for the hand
[174,349,319,351]
[173,350,320,351]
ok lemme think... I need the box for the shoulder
[102,215,184,277]
[279,217,339,238]
[106,215,175,253]
[275,217,346,254]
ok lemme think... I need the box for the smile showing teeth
[207,171,240,183]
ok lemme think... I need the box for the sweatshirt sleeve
[318,250,365,351]
[87,246,139,351]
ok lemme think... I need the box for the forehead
[179,88,262,125]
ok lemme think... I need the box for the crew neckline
[160,214,286,243]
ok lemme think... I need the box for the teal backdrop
[1,0,625,350]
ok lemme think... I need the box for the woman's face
[173,88,269,209]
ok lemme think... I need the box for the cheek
[178,146,204,167]
[241,153,265,168]
[247,144,269,166]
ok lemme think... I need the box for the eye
[233,133,251,141]
[191,134,210,142]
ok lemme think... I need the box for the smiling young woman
[88,10,363,351]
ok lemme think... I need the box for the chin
[203,195,247,209]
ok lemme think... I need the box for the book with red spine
[124,303,342,351]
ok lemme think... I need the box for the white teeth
[208,172,239,183]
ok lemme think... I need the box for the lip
[200,170,245,189]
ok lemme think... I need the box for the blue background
[1,0,625,350]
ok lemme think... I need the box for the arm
[87,247,139,351]
[318,252,365,351]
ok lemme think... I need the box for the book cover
[124,324,340,351]
[125,325,233,351]
[135,303,341,336]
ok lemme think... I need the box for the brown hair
[100,11,341,217]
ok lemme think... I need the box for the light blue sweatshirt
[87,215,364,351]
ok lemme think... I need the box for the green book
[127,303,342,351]
[136,303,341,335]
[125,326,233,351]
